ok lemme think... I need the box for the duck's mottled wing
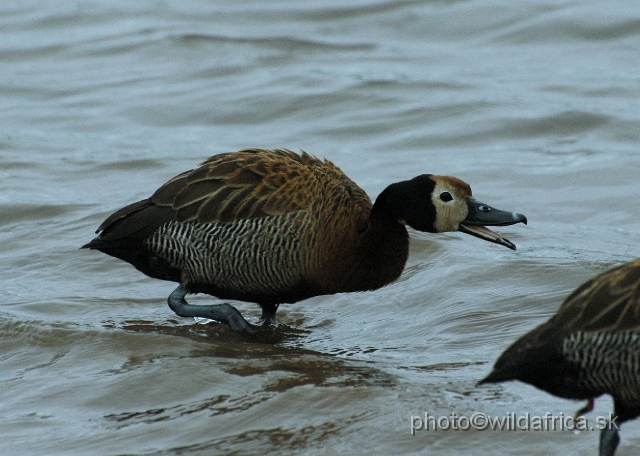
[317,157,372,212]
[151,149,328,223]
[553,260,640,332]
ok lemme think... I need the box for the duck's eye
[439,192,453,202]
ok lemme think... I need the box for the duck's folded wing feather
[151,148,321,224]
[554,260,640,331]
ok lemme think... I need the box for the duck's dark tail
[82,198,180,282]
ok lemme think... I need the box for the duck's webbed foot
[168,285,255,334]
[259,304,279,327]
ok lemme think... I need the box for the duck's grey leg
[599,421,620,456]
[168,285,255,334]
[259,304,279,327]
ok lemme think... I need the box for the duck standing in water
[480,259,640,456]
[83,148,527,333]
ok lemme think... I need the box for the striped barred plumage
[564,330,640,404]
[148,213,310,298]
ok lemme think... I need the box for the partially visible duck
[83,148,527,333]
[480,259,640,456]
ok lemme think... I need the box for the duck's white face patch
[430,175,472,233]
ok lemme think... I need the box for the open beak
[459,198,527,250]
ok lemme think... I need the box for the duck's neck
[320,178,436,294]
[345,195,410,291]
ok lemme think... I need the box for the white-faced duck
[83,148,527,333]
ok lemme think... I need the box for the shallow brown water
[2,1,640,455]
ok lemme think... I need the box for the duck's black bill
[459,198,527,250]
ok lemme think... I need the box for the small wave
[0,204,86,226]
[174,33,375,52]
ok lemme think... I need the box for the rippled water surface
[2,1,640,455]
